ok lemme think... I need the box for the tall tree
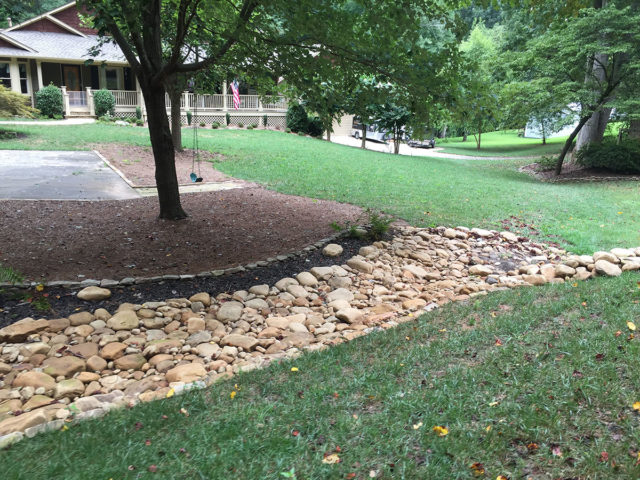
[518,5,640,174]
[81,0,461,219]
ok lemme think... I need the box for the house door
[62,65,81,91]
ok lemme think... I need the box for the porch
[61,89,289,128]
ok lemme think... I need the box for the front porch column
[99,66,107,89]
[9,61,20,93]
[86,87,95,116]
[222,80,228,111]
[60,86,70,116]
[36,61,43,90]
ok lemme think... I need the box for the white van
[351,117,389,143]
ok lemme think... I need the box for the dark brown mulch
[0,186,362,283]
[92,143,233,187]
[0,234,371,326]
[520,163,640,182]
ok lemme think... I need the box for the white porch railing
[109,90,138,107]
[165,92,287,111]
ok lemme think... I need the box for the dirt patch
[93,143,234,187]
[520,162,640,183]
[0,186,362,283]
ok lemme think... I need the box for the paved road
[0,150,140,200]
[331,135,537,160]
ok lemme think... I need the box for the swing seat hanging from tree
[188,77,203,183]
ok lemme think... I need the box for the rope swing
[188,77,203,183]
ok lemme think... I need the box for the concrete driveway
[0,150,140,200]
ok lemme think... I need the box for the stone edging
[0,231,348,290]
[1,225,639,449]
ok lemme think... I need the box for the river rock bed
[1,225,639,447]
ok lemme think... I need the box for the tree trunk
[555,115,592,175]
[576,106,611,150]
[440,124,447,139]
[168,87,183,152]
[476,126,482,150]
[629,119,640,139]
[326,129,331,142]
[394,128,400,154]
[462,132,468,142]
[361,125,367,149]
[142,85,188,220]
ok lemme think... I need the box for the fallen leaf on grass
[527,442,539,452]
[628,321,636,331]
[551,445,563,457]
[494,338,503,346]
[166,388,175,398]
[432,426,449,436]
[346,473,356,479]
[632,401,640,411]
[291,367,299,372]
[292,430,300,437]
[134,421,143,430]
[148,465,157,473]
[180,408,189,417]
[230,390,237,399]
[144,439,151,446]
[599,451,609,462]
[413,421,423,430]
[322,454,341,464]
[469,462,485,476]
[496,476,509,480]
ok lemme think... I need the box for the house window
[105,68,118,89]
[18,63,28,94]
[0,63,10,89]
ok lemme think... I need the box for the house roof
[0,2,127,64]
[0,30,126,63]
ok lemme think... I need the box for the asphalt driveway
[0,150,139,200]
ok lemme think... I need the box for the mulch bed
[520,162,640,182]
[0,234,370,326]
[93,143,232,187]
[0,187,362,283]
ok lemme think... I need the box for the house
[0,2,287,126]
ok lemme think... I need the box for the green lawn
[3,274,640,479]
[1,124,638,253]
[2,124,640,478]
[436,129,568,157]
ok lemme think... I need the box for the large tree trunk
[168,87,183,151]
[361,125,367,149]
[576,106,611,150]
[326,129,331,142]
[629,119,640,139]
[555,115,592,175]
[142,85,188,220]
[394,129,400,154]
[462,132,468,142]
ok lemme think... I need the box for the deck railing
[109,90,138,107]
[165,92,287,111]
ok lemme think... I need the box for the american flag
[231,79,240,110]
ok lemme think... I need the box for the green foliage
[135,118,143,126]
[305,116,323,137]
[93,89,116,117]
[225,112,230,126]
[285,127,292,133]
[263,114,268,127]
[247,125,254,130]
[286,104,308,133]
[0,85,38,118]
[575,139,640,174]
[535,155,558,172]
[237,123,244,128]
[35,83,63,118]
[0,262,23,285]
[0,0,67,28]
[251,123,258,129]
[186,110,192,126]
[366,209,393,240]
[135,106,142,120]
[199,122,206,127]
[211,121,220,129]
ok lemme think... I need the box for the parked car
[407,136,436,148]
[351,117,389,143]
